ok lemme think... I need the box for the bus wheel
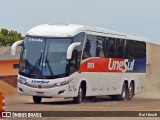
[127,82,134,100]
[117,83,128,101]
[33,96,42,104]
[73,85,84,104]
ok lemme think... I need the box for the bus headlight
[52,79,73,87]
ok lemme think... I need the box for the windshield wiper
[28,51,43,74]
[44,53,54,76]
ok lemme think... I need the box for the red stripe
[80,58,125,72]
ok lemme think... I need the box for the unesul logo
[108,58,135,72]
[32,80,49,84]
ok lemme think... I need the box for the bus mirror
[66,42,81,59]
[11,40,23,56]
[70,50,78,68]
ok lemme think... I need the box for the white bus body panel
[18,72,145,98]
[17,73,79,98]
[79,72,145,97]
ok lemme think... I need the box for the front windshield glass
[20,36,71,78]
[43,38,71,76]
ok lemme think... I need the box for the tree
[0,28,23,46]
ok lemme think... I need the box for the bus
[11,24,146,104]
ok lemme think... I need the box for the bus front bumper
[17,82,69,98]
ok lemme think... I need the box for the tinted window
[134,41,146,59]
[105,37,116,58]
[125,40,135,59]
[125,40,146,59]
[96,36,105,57]
[83,35,96,59]
[69,32,85,74]
[73,32,85,61]
[115,39,125,58]
[82,35,146,60]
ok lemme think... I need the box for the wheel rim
[122,88,126,98]
[129,85,133,98]
[79,88,83,102]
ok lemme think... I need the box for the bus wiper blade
[45,53,54,76]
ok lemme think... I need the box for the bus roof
[27,24,146,42]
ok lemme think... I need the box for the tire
[73,85,85,104]
[117,83,128,101]
[33,96,42,104]
[127,82,134,100]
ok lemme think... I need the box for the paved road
[4,93,160,120]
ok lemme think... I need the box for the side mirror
[11,40,23,56]
[66,42,81,59]
[70,50,78,67]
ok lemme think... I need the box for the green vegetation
[0,28,23,46]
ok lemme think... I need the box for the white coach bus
[11,24,146,104]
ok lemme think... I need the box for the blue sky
[1,0,160,44]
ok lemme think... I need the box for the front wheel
[33,96,42,104]
[73,85,85,104]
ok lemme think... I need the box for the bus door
[68,50,79,96]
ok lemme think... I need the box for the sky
[0,0,160,44]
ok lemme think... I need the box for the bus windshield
[20,36,71,79]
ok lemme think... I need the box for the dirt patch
[1,75,17,88]
[0,80,17,95]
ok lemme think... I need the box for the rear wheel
[117,83,128,101]
[33,96,42,104]
[127,82,134,100]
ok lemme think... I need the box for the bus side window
[141,42,146,58]
[115,39,125,58]
[107,38,116,58]
[134,41,140,58]
[134,41,146,59]
[126,40,135,59]
[83,39,91,59]
[104,37,109,57]
[83,35,96,59]
[96,36,105,57]
[73,32,85,63]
